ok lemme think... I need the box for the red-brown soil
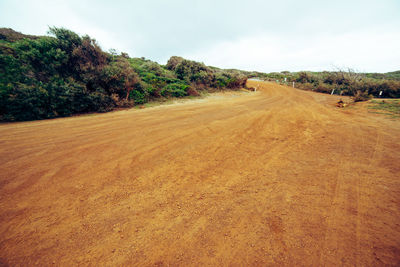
[1,81,399,266]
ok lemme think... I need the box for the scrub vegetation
[1,27,399,121]
[0,28,247,121]
[249,69,400,100]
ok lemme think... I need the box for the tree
[102,57,139,100]
[166,56,184,70]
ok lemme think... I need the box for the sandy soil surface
[0,81,399,266]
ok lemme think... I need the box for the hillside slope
[0,28,247,121]
[0,81,399,265]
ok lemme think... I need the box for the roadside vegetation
[1,27,399,121]
[248,69,400,101]
[0,28,246,121]
[368,100,400,117]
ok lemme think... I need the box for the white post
[331,89,335,95]
[292,82,295,88]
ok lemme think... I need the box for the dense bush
[0,28,250,121]
[6,27,397,121]
[252,69,400,100]
[0,27,125,121]
[353,90,372,102]
[161,83,189,97]
[166,57,247,90]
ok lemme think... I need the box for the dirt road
[1,81,399,266]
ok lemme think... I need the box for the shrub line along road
[0,81,399,266]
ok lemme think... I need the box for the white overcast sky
[1,0,399,72]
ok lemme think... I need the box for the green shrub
[2,83,49,121]
[161,83,188,97]
[130,89,146,104]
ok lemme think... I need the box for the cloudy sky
[1,0,399,73]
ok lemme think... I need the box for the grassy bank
[368,99,400,118]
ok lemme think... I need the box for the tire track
[319,124,354,266]
[1,81,399,266]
